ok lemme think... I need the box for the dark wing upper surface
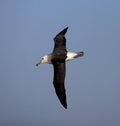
[52,27,68,108]
[52,27,68,62]
[52,61,67,108]
[53,27,68,49]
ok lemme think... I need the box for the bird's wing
[52,61,67,109]
[51,27,68,108]
[53,27,68,49]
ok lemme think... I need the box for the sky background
[0,0,120,126]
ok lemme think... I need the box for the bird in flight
[36,27,84,109]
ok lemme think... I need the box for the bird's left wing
[52,61,67,109]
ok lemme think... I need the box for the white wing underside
[36,51,84,66]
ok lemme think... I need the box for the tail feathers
[74,51,84,58]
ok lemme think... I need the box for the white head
[36,54,52,66]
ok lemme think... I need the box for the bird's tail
[74,51,84,58]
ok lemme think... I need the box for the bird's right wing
[53,27,68,49]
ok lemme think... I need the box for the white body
[36,51,84,66]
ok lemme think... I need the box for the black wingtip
[63,105,67,109]
[55,91,67,109]
[64,27,68,31]
[60,99,67,109]
[61,27,68,35]
[56,27,68,36]
[60,102,67,109]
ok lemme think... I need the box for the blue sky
[0,0,120,126]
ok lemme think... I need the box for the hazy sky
[0,0,120,126]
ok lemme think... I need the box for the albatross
[36,27,84,109]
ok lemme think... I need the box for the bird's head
[36,54,52,66]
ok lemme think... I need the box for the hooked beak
[36,60,42,67]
